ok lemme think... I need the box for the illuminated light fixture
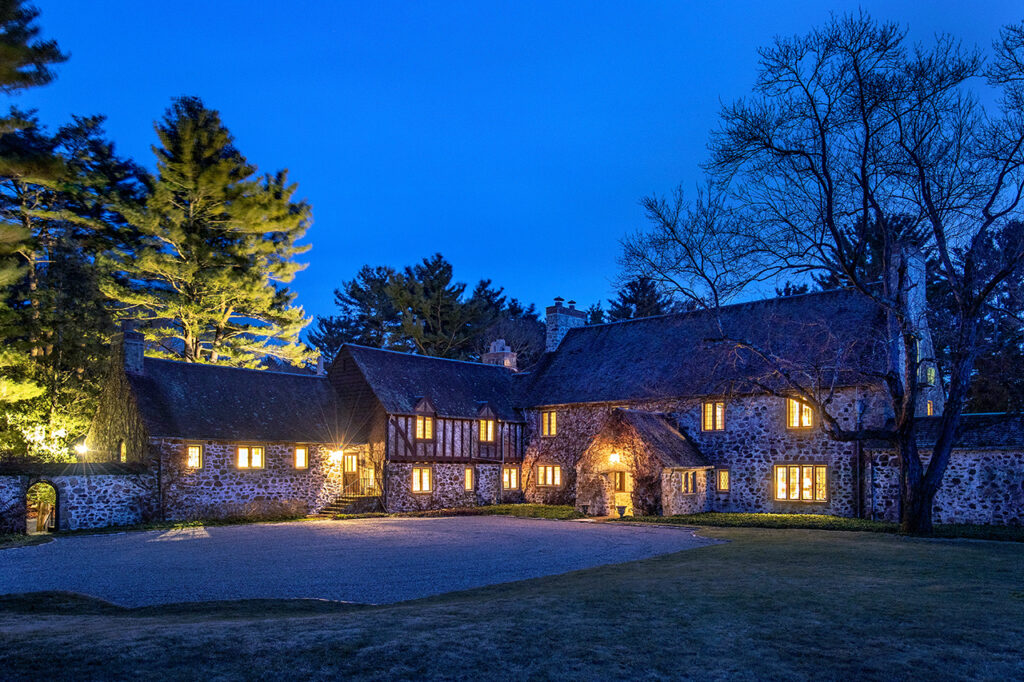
[329,450,345,463]
[609,452,621,464]
[74,443,88,455]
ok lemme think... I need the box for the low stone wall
[157,439,346,520]
[0,476,27,533]
[866,447,1024,525]
[0,469,157,532]
[385,463,501,512]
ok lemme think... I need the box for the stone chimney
[123,330,145,375]
[482,338,517,371]
[545,297,586,352]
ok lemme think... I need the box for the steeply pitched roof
[522,288,884,407]
[342,344,523,421]
[614,409,709,468]
[912,413,1024,449]
[128,358,339,442]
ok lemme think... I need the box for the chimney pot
[482,338,517,371]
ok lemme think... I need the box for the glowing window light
[295,446,308,469]
[464,467,473,490]
[479,419,496,443]
[186,444,203,469]
[415,416,434,440]
[702,401,725,431]
[538,464,561,487]
[502,466,519,490]
[412,467,432,493]
[237,446,264,469]
[787,398,813,429]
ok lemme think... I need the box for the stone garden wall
[865,447,1024,525]
[157,439,346,520]
[385,462,501,512]
[0,467,157,532]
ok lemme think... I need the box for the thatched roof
[128,358,340,443]
[343,344,523,421]
[614,409,708,468]
[521,288,884,407]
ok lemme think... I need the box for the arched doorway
[26,481,58,534]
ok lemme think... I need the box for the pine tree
[0,0,65,418]
[607,276,676,321]
[388,253,505,358]
[309,265,401,361]
[104,97,313,368]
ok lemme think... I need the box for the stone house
[2,286,1022,532]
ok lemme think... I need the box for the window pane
[715,402,725,429]
[815,466,827,501]
[465,467,473,490]
[238,447,249,468]
[252,447,263,468]
[187,445,201,468]
[703,403,713,431]
[295,447,307,468]
[775,467,787,499]
[788,466,800,499]
[802,404,813,427]
[801,466,813,500]
[554,466,561,485]
[718,469,729,491]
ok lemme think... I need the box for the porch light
[329,450,345,463]
[74,443,88,455]
[609,452,621,464]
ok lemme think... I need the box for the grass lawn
[332,503,583,521]
[1,527,1022,680]
[0,533,52,550]
[619,512,1024,542]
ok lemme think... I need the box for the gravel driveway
[0,516,713,606]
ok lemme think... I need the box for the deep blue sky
[16,1,1023,324]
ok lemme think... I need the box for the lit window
[480,419,496,443]
[702,401,725,431]
[344,453,357,472]
[415,415,434,440]
[464,467,474,491]
[926,367,937,385]
[411,467,432,493]
[926,400,934,416]
[787,398,814,429]
[681,470,697,494]
[502,466,519,490]
[237,445,264,469]
[295,446,308,469]
[716,469,730,492]
[613,471,626,492]
[774,464,827,502]
[537,464,562,487]
[541,410,557,437]
[186,444,203,469]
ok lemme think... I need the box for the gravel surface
[0,516,715,606]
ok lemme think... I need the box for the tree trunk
[899,475,936,534]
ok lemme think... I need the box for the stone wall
[662,469,712,516]
[0,471,157,532]
[157,439,345,520]
[865,447,1024,525]
[385,462,501,512]
[526,388,885,518]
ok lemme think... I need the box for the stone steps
[313,494,382,518]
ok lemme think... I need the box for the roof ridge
[143,356,324,379]
[574,286,859,332]
[343,343,510,370]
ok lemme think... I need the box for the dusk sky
[18,1,1023,326]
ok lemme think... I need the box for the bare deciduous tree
[623,14,1024,533]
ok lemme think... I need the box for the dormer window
[480,419,496,443]
[415,415,434,441]
[787,398,813,429]
[541,410,557,437]
[702,401,725,431]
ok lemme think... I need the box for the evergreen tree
[388,253,504,358]
[585,303,604,325]
[309,265,400,361]
[607,276,676,321]
[104,97,313,368]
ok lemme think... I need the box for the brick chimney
[123,330,145,375]
[545,297,586,352]
[482,338,517,371]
